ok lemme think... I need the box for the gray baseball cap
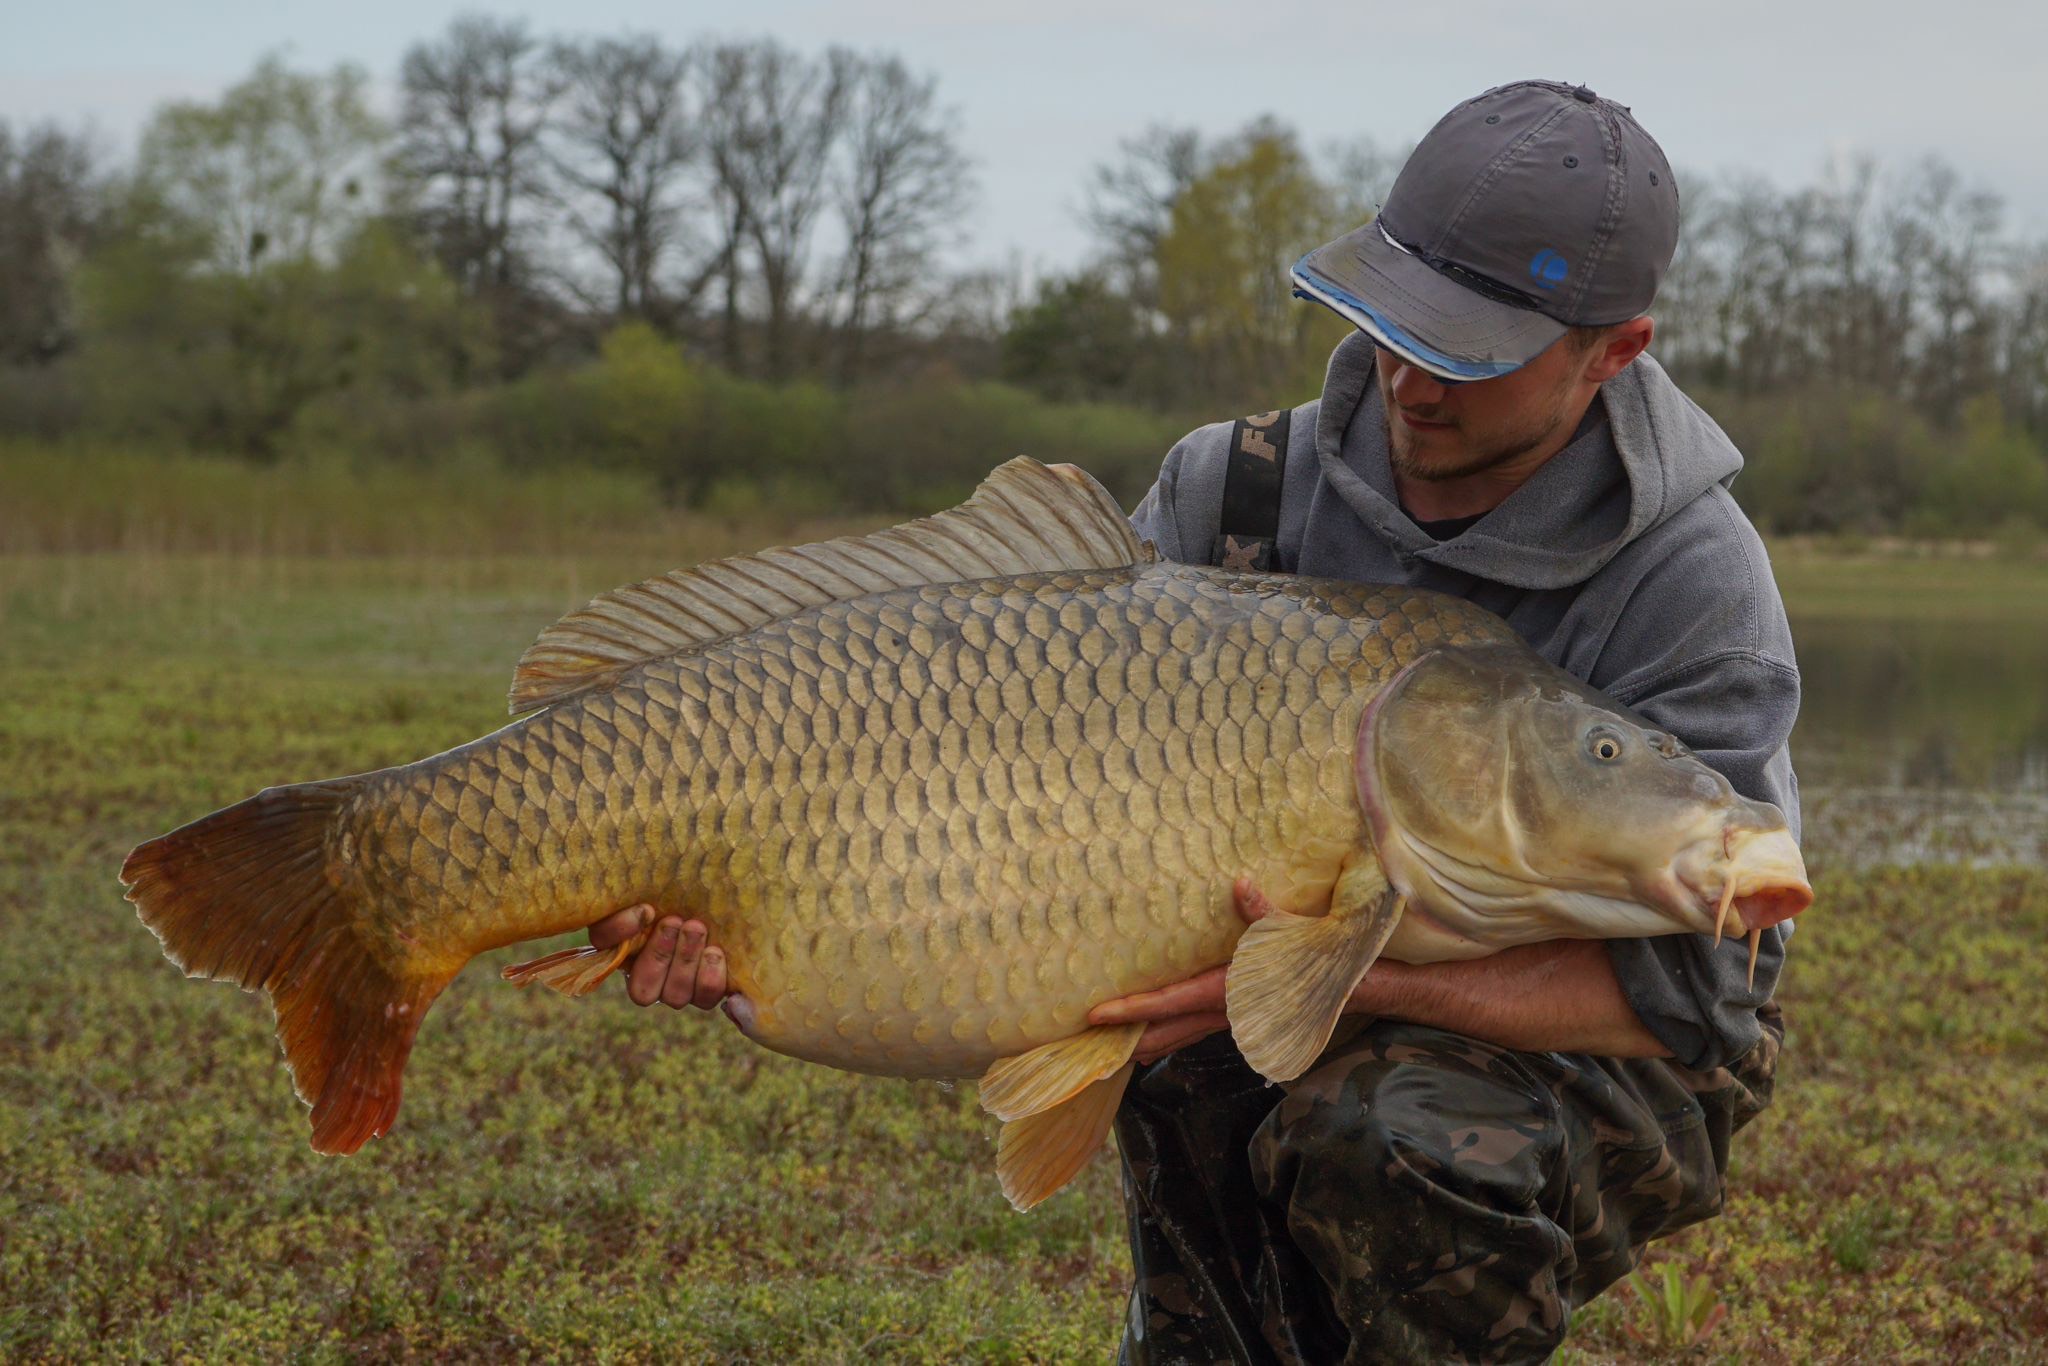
[1292,80,1679,380]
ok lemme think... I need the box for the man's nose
[1389,363,1449,405]
[1388,359,1451,407]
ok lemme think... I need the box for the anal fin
[977,1022,1144,1123]
[1226,853,1405,1084]
[997,1062,1134,1211]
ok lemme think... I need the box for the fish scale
[344,565,1513,1079]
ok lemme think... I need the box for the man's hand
[1088,876,1275,1064]
[589,905,729,1010]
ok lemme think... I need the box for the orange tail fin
[119,778,454,1154]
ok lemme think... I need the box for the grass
[3,549,2045,1361]
[1770,542,2048,624]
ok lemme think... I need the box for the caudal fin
[119,778,454,1154]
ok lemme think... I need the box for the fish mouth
[1698,827,1812,987]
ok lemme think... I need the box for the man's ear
[1585,317,1654,382]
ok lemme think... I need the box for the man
[595,80,1799,1364]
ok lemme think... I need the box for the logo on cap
[1529,249,1569,290]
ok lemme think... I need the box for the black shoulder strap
[1210,408,1290,571]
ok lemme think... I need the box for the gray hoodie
[1131,332,1800,1070]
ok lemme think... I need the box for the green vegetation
[0,440,883,559]
[1,550,2043,1361]
[1623,1263,1727,1352]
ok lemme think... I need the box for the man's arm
[1354,941,1669,1055]
[1088,880,1670,1064]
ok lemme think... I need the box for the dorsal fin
[509,458,1150,713]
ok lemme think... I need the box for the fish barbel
[121,459,1812,1207]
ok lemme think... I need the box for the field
[3,546,2045,1362]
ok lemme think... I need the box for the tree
[1070,120,1391,407]
[1994,243,2048,437]
[75,213,486,457]
[1318,134,1403,231]
[699,40,851,379]
[1152,124,1349,407]
[1897,158,2005,424]
[999,272,1149,403]
[546,35,704,324]
[0,121,103,363]
[137,54,384,273]
[1083,125,1205,322]
[1657,154,2034,434]
[825,54,973,383]
[1923,395,2048,533]
[393,15,561,296]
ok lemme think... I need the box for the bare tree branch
[545,35,702,325]
[699,40,850,379]
[825,53,973,383]
[393,15,561,295]
[0,120,104,363]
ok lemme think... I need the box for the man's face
[1375,336,1593,483]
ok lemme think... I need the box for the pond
[1791,610,2048,868]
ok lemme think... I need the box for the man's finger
[591,903,655,950]
[627,918,681,1006]
[1089,966,1228,1025]
[660,923,707,1009]
[1134,1013,1230,1065]
[694,947,727,1010]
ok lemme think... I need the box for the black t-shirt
[1412,511,1486,541]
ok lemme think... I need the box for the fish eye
[1587,728,1625,762]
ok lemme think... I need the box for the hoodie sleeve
[1594,494,1804,1071]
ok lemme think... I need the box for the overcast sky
[9,0,2045,278]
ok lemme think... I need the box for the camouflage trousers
[1114,1006,1783,1365]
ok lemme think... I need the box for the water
[1791,612,2048,867]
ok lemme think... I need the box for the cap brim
[1292,223,1566,381]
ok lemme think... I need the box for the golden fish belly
[353,564,1515,1076]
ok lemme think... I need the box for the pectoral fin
[977,1023,1145,1123]
[996,1063,1134,1210]
[1226,854,1405,1084]
[501,927,654,997]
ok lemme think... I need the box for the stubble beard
[1383,386,1576,484]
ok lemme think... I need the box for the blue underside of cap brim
[1291,262,1525,382]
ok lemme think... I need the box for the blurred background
[5,1,2048,524]
[3,3,2044,1361]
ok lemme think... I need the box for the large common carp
[121,459,1811,1208]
